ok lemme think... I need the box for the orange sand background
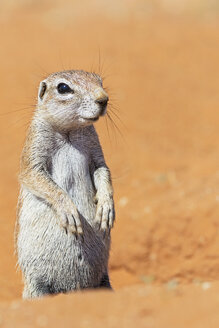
[0,0,219,326]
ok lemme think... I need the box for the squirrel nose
[94,89,109,109]
[95,95,109,107]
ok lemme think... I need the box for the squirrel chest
[49,140,95,215]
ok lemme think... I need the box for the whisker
[108,101,120,109]
[106,112,117,143]
[0,105,35,116]
[106,112,124,140]
[98,48,102,76]
[107,103,127,131]
[107,108,126,131]
[104,115,111,145]
[108,103,120,113]
[5,116,31,130]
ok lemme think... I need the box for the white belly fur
[51,143,96,223]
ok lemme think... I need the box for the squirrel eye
[57,83,73,94]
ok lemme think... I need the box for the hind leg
[99,274,113,290]
[22,279,51,300]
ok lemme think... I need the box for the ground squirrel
[16,70,115,299]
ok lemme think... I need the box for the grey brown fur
[16,70,115,299]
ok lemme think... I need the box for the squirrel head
[37,70,108,130]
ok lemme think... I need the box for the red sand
[0,1,219,326]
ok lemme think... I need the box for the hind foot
[98,274,113,290]
[22,280,52,300]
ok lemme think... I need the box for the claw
[95,205,103,230]
[69,225,77,234]
[79,234,84,242]
[108,208,114,228]
[77,227,83,236]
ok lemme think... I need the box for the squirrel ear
[38,81,47,100]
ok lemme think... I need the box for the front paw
[94,197,115,231]
[55,196,83,235]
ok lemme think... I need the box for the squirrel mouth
[83,116,99,122]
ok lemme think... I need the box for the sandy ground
[0,0,219,326]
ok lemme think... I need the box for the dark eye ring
[57,83,73,94]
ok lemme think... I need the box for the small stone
[202,282,211,290]
[118,196,128,207]
[155,174,167,183]
[141,275,155,284]
[166,279,178,290]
